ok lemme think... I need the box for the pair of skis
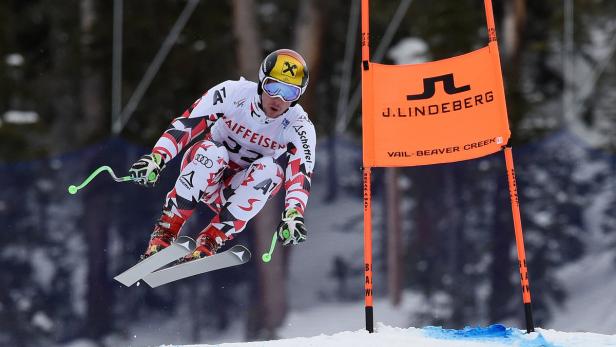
[114,236,251,288]
[70,166,278,288]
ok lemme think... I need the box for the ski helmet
[258,49,309,102]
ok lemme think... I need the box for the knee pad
[248,157,284,198]
[249,157,283,181]
[185,140,229,171]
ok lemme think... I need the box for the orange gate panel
[362,43,510,167]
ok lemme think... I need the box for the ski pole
[67,165,155,195]
[262,231,278,263]
[261,228,291,263]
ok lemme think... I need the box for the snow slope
[549,249,616,335]
[162,324,616,347]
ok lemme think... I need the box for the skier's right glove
[129,152,166,187]
[277,208,307,246]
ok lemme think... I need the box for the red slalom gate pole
[363,166,374,333]
[361,0,374,334]
[504,147,535,333]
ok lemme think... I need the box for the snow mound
[162,324,616,347]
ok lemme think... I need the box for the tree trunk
[386,168,403,306]
[502,0,526,67]
[80,0,111,338]
[293,0,326,118]
[232,0,261,80]
[78,0,106,144]
[501,0,527,139]
[489,161,516,323]
[236,0,328,337]
[247,196,287,340]
[232,0,288,340]
[409,168,439,318]
[43,1,79,154]
[445,167,467,328]
[84,176,112,338]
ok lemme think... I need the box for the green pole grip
[262,231,279,263]
[67,165,131,195]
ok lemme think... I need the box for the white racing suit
[151,78,316,239]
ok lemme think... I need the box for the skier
[128,49,315,261]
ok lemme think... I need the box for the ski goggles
[262,77,302,102]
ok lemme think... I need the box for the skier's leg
[164,140,229,219]
[192,157,284,257]
[144,140,228,257]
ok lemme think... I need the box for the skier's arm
[151,81,231,163]
[281,116,316,216]
[276,116,316,245]
[129,81,230,187]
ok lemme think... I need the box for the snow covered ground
[159,324,616,347]
[145,288,616,347]
[548,245,616,334]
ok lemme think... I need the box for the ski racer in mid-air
[128,49,316,261]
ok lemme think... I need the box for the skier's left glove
[129,152,166,187]
[277,208,307,246]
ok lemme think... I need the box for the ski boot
[184,224,228,261]
[142,209,185,260]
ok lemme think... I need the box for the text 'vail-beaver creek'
[387,137,501,158]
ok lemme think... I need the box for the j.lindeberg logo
[381,72,495,118]
[407,73,470,100]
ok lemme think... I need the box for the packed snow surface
[160,323,616,347]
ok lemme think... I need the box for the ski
[142,245,251,288]
[114,236,196,287]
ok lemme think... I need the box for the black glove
[277,208,307,245]
[129,153,165,187]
